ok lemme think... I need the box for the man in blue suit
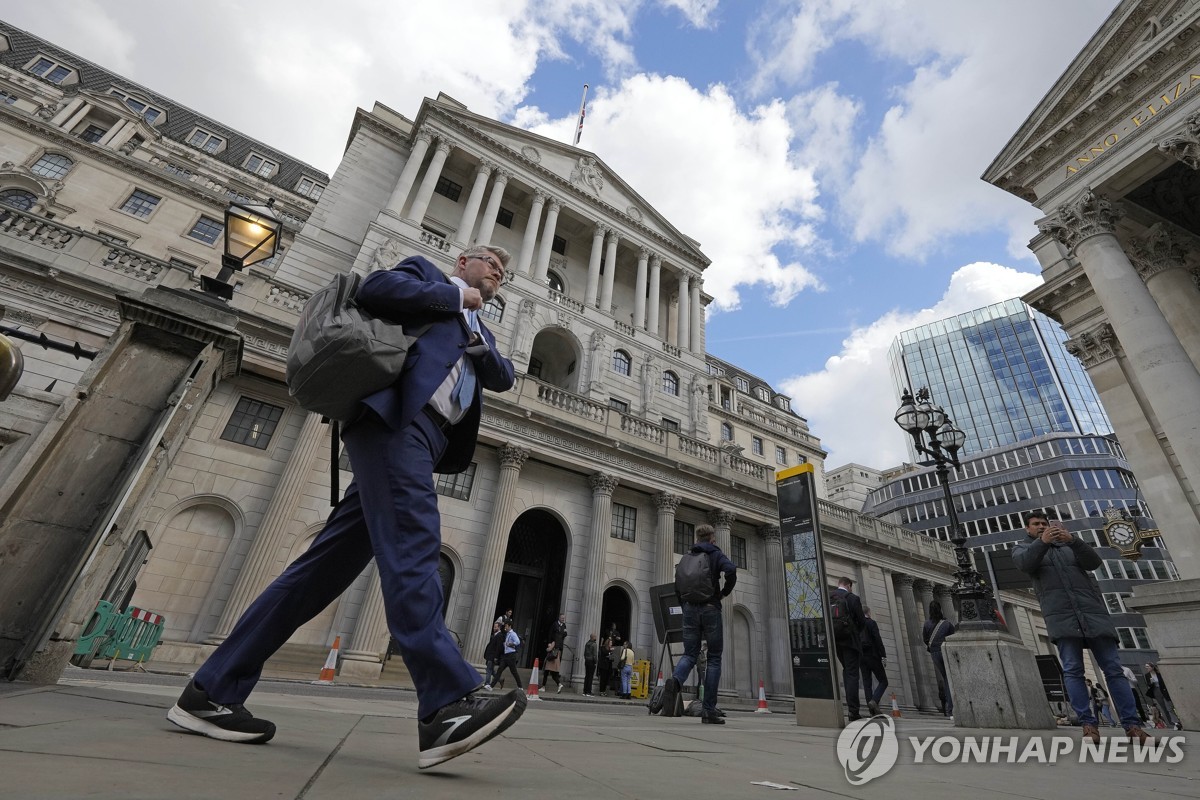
[168,246,524,769]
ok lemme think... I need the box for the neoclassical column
[51,96,87,127]
[385,127,434,216]
[880,567,915,710]
[97,119,129,147]
[633,248,650,329]
[689,276,702,352]
[647,255,662,336]
[340,566,389,675]
[454,160,493,244]
[932,584,955,622]
[676,271,690,348]
[517,190,546,276]
[211,412,327,640]
[758,523,792,695]
[576,472,620,683]
[1039,189,1200,576]
[463,443,531,663]
[708,508,735,693]
[533,197,562,282]
[584,224,607,307]
[653,492,681,586]
[600,229,620,311]
[475,169,509,245]
[1127,223,1200,372]
[60,101,93,136]
[894,574,931,709]
[708,509,734,555]
[405,136,455,224]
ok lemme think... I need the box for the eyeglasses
[469,255,506,281]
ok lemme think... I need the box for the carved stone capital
[1127,223,1191,282]
[912,578,933,594]
[932,584,953,599]
[1037,187,1123,253]
[1158,112,1200,169]
[649,254,661,268]
[413,126,435,146]
[498,443,531,468]
[708,509,735,529]
[638,246,650,261]
[475,160,495,178]
[492,169,512,185]
[757,523,781,542]
[434,136,457,155]
[589,472,620,495]
[606,228,620,245]
[1064,322,1121,368]
[653,491,681,513]
[895,574,916,589]
[594,223,610,238]
[531,188,547,205]
[546,197,561,213]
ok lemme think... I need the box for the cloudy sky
[6,0,1118,469]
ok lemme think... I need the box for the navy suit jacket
[354,255,515,473]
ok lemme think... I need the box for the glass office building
[888,298,1111,457]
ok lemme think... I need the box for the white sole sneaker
[167,704,275,744]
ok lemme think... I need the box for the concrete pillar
[212,412,328,640]
[633,248,649,329]
[340,566,388,679]
[385,127,433,217]
[576,473,619,685]
[585,224,607,308]
[454,160,493,244]
[405,136,454,224]
[880,567,914,710]
[894,574,931,709]
[758,523,792,696]
[653,492,681,586]
[676,271,690,348]
[1128,223,1200,375]
[1040,189,1200,580]
[933,584,955,622]
[475,169,509,246]
[533,197,562,283]
[689,277,703,353]
[600,229,619,312]
[517,190,546,276]
[708,509,735,694]
[647,255,662,337]
[463,443,530,664]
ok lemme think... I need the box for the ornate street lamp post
[894,387,999,631]
[201,198,281,301]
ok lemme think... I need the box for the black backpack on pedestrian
[675,551,715,603]
[829,589,856,640]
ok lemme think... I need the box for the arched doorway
[496,509,568,668]
[731,608,754,698]
[528,329,581,392]
[600,586,632,647]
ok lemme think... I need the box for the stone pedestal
[943,629,1057,729]
[1127,578,1200,731]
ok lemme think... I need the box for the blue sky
[7,0,1118,469]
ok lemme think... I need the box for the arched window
[662,370,679,395]
[0,188,37,211]
[612,349,631,376]
[31,153,74,180]
[547,270,564,293]
[721,422,734,441]
[481,295,505,324]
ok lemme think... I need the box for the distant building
[824,464,882,511]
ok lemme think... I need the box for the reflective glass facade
[888,298,1111,457]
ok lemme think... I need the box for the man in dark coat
[830,576,867,722]
[859,607,888,716]
[1013,511,1149,744]
[168,247,526,769]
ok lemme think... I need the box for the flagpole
[574,84,589,146]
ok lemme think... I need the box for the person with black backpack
[830,576,867,722]
[660,524,736,724]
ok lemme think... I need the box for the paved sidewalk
[0,675,1194,800]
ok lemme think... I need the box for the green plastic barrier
[71,601,166,666]
[72,600,124,661]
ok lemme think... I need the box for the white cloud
[782,262,1044,470]
[659,0,721,28]
[521,74,823,310]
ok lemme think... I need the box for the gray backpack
[285,271,429,423]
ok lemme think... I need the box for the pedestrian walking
[583,633,598,697]
[830,577,866,722]
[618,641,636,699]
[499,622,523,689]
[922,600,956,718]
[597,637,613,696]
[1144,663,1181,729]
[1122,664,1150,723]
[859,607,888,716]
[483,622,506,690]
[540,642,564,693]
[1086,678,1116,726]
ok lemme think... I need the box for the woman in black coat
[1144,663,1180,729]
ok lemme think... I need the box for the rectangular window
[496,207,514,228]
[674,521,695,555]
[775,446,787,465]
[219,397,284,450]
[188,129,224,153]
[551,235,566,255]
[187,215,223,244]
[480,297,504,323]
[611,503,637,542]
[661,418,679,432]
[80,125,108,143]
[752,436,764,456]
[435,463,476,501]
[609,398,629,413]
[245,154,278,178]
[0,91,18,105]
[527,357,543,379]
[735,377,749,392]
[296,177,325,201]
[120,189,161,218]
[434,176,463,202]
[732,535,748,569]
[31,58,73,84]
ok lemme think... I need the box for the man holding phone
[1013,511,1149,745]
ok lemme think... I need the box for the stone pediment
[425,99,709,267]
[985,0,1200,202]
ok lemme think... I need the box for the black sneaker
[701,710,726,725]
[418,688,527,769]
[661,677,680,717]
[166,680,276,744]
[867,700,880,716]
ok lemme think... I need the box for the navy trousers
[195,410,479,719]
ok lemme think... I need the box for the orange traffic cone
[313,636,341,685]
[890,691,902,718]
[526,658,542,701]
[755,678,771,713]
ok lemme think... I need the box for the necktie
[451,312,479,412]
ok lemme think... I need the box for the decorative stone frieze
[1037,187,1123,253]
[520,145,541,164]
[1127,223,1191,282]
[570,156,605,196]
[1064,322,1121,368]
[371,237,407,272]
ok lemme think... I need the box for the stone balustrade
[419,229,452,253]
[103,248,166,282]
[0,207,75,249]
[548,288,584,314]
[267,283,309,313]
[619,413,666,444]
[535,382,608,422]
[614,320,635,337]
[817,498,956,565]
[662,341,681,358]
